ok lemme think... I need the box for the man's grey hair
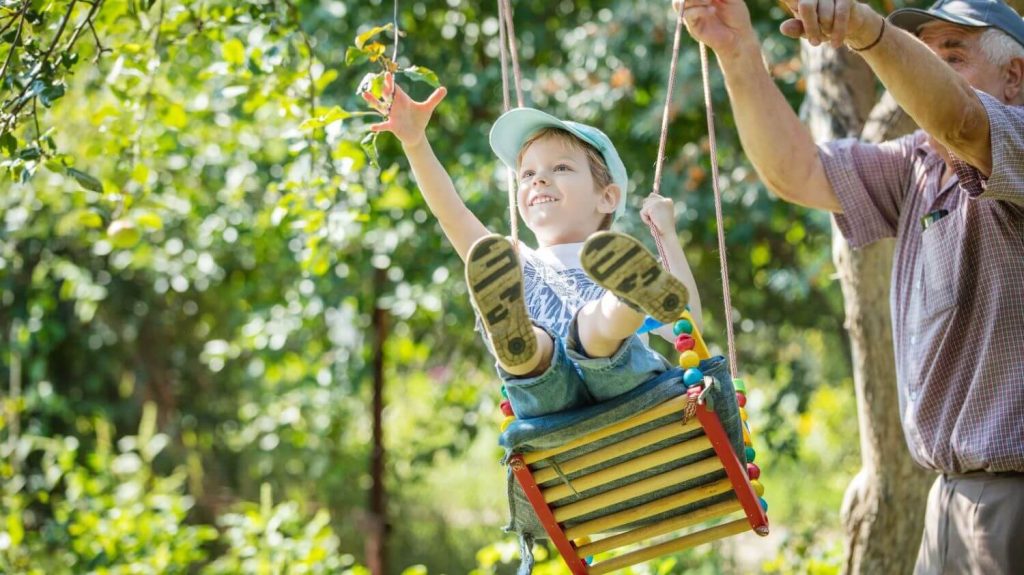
[979,28,1024,67]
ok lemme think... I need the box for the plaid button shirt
[819,90,1024,474]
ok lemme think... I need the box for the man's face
[918,22,1009,101]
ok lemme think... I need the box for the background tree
[801,42,932,573]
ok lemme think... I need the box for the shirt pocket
[919,211,962,318]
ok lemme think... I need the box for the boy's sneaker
[465,234,537,368]
[581,231,688,324]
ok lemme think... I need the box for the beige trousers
[914,472,1024,575]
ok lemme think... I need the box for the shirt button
[910,335,917,345]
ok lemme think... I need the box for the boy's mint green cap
[489,107,629,218]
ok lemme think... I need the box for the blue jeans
[496,321,673,419]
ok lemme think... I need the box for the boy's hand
[674,0,756,59]
[641,194,677,238]
[365,72,447,148]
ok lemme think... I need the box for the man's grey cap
[889,0,1024,49]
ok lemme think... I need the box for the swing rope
[497,0,523,250]
[494,4,738,376]
[647,10,687,273]
[698,42,738,377]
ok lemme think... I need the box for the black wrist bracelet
[850,18,886,52]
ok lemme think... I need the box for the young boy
[366,73,701,419]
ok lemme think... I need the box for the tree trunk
[366,267,389,575]
[800,45,932,575]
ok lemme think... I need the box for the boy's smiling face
[517,135,619,247]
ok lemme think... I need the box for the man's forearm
[717,37,842,212]
[848,6,992,174]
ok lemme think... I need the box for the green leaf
[401,66,440,88]
[135,211,164,231]
[0,132,16,156]
[315,69,339,92]
[78,211,103,229]
[356,72,385,98]
[299,107,353,132]
[162,104,187,130]
[222,38,246,65]
[68,168,104,193]
[355,23,393,49]
[131,163,150,184]
[17,147,41,160]
[375,185,413,210]
[345,46,368,66]
[361,132,379,170]
[39,83,66,107]
[6,514,24,547]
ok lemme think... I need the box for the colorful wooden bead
[673,319,693,336]
[747,463,760,480]
[742,425,752,446]
[759,497,768,511]
[500,386,508,399]
[739,407,748,421]
[745,446,756,462]
[574,536,591,546]
[674,334,696,353]
[500,400,514,417]
[733,378,747,394]
[736,392,747,407]
[683,368,704,386]
[678,350,700,369]
[751,479,765,496]
[500,415,516,432]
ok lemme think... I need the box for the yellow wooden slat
[563,478,733,540]
[587,518,750,575]
[541,436,713,503]
[577,498,742,556]
[532,418,702,484]
[553,457,724,523]
[522,395,693,465]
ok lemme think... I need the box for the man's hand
[364,73,447,148]
[673,0,756,59]
[641,194,677,238]
[778,0,875,49]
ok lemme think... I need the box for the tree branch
[0,2,30,90]
[4,0,103,127]
[0,1,28,38]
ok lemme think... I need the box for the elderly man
[678,0,1024,572]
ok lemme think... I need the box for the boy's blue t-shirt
[516,242,603,339]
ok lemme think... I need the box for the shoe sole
[465,235,536,367]
[581,231,688,324]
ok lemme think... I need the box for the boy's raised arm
[367,73,492,261]
[640,195,703,331]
